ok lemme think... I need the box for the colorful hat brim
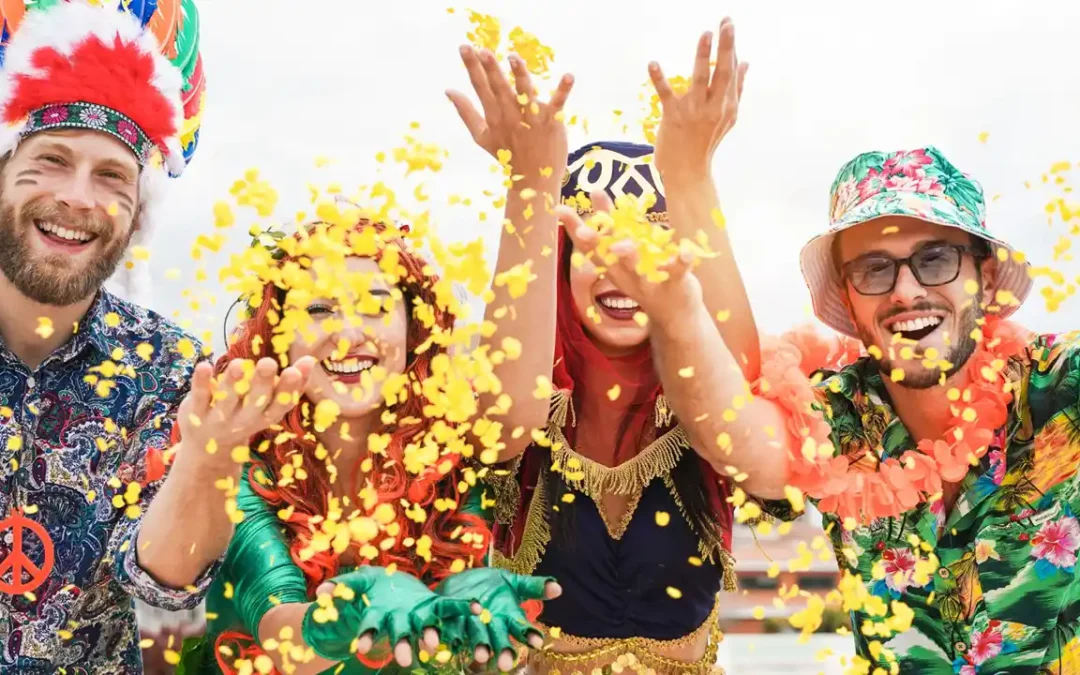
[800,192,1034,338]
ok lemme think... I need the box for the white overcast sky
[144,0,1080,353]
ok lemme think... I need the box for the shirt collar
[0,291,135,371]
[73,291,134,366]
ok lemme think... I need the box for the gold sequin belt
[526,595,724,675]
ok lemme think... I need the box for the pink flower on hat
[857,167,888,201]
[116,119,139,146]
[883,148,933,177]
[41,105,68,125]
[884,172,944,196]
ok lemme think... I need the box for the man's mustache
[20,197,111,238]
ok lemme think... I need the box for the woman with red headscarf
[176,219,559,675]
[447,19,786,675]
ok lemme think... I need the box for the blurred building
[720,509,844,635]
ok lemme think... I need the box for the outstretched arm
[651,18,760,380]
[559,197,793,500]
[226,467,447,674]
[647,288,791,498]
[135,356,313,590]
[446,47,574,461]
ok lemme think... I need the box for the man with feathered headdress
[0,2,312,671]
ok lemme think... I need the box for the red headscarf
[498,228,733,555]
[552,228,663,464]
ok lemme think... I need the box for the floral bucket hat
[800,146,1033,337]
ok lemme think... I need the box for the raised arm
[446,47,574,460]
[559,197,793,499]
[651,18,760,379]
[135,356,313,589]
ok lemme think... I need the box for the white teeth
[889,316,943,333]
[598,296,640,310]
[37,221,93,242]
[322,357,376,374]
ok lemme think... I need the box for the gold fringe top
[489,389,736,592]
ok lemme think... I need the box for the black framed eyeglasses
[841,243,984,296]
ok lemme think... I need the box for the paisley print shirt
[769,331,1080,674]
[0,291,217,673]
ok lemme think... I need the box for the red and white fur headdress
[0,1,194,307]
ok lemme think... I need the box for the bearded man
[0,2,311,671]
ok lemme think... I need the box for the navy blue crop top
[533,478,721,640]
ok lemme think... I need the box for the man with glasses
[762,146,1079,672]
[593,145,1080,671]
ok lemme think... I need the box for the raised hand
[435,568,560,672]
[177,356,315,468]
[558,192,703,325]
[446,46,574,175]
[302,567,474,667]
[650,17,748,179]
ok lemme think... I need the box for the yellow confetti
[655,511,670,527]
[175,338,196,360]
[607,384,621,401]
[533,375,553,400]
[213,201,235,229]
[35,317,54,339]
[313,399,341,432]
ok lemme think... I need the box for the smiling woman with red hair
[177,219,559,675]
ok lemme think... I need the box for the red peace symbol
[0,510,55,595]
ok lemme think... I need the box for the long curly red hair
[201,219,491,672]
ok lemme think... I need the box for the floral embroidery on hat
[78,106,108,128]
[23,102,154,166]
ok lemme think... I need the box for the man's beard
[0,195,132,306]
[857,303,982,390]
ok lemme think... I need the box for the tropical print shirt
[772,330,1080,674]
[0,291,216,674]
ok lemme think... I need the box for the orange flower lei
[760,317,1030,525]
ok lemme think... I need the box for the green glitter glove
[301,566,473,662]
[435,568,554,657]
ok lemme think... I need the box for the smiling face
[836,216,996,388]
[0,130,140,306]
[565,239,650,356]
[286,257,409,421]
